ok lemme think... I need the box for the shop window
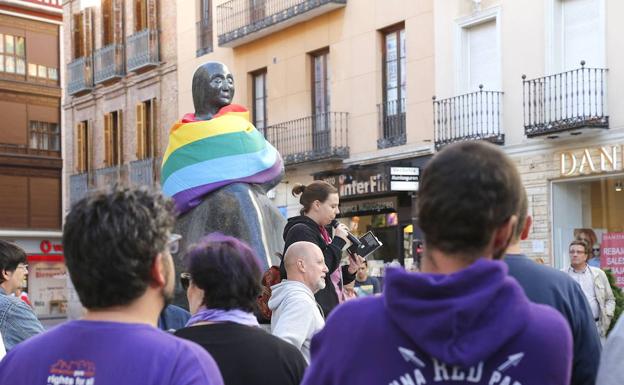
[136,99,157,159]
[552,175,624,273]
[29,121,60,151]
[104,110,123,167]
[251,69,267,134]
[0,34,26,75]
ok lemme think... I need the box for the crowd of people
[0,141,622,384]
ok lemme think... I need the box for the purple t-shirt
[0,320,224,385]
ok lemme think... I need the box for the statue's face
[206,64,235,109]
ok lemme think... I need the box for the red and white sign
[600,233,624,288]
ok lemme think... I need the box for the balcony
[433,86,504,150]
[69,158,161,205]
[127,29,159,72]
[265,112,349,166]
[523,61,608,138]
[217,0,347,47]
[67,56,93,96]
[377,99,406,149]
[94,44,125,84]
[129,157,161,187]
[196,18,213,56]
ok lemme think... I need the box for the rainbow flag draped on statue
[161,104,283,214]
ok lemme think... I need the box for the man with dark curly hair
[0,186,224,385]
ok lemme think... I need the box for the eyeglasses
[167,234,182,255]
[569,250,586,255]
[17,264,28,271]
[180,272,191,291]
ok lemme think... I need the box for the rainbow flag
[161,104,283,214]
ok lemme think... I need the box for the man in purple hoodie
[302,141,573,385]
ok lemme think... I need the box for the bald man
[268,241,328,363]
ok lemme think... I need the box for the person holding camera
[281,181,364,318]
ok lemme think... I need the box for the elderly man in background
[563,239,615,342]
[269,241,327,363]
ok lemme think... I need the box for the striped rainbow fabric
[161,104,283,214]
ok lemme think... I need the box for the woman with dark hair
[281,181,364,317]
[175,233,306,385]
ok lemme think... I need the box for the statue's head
[192,62,235,120]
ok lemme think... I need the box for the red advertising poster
[600,233,624,288]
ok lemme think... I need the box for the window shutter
[136,102,145,159]
[117,110,123,165]
[150,98,157,158]
[87,121,94,172]
[104,113,112,166]
[83,8,94,56]
[147,0,158,30]
[73,13,84,59]
[76,122,85,172]
[113,0,124,45]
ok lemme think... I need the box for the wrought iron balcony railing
[94,44,125,84]
[196,18,213,56]
[523,61,608,137]
[433,86,504,150]
[127,29,159,72]
[69,158,161,205]
[217,0,347,47]
[69,173,90,206]
[129,157,160,187]
[265,112,349,165]
[67,56,93,96]
[377,99,406,149]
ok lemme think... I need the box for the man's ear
[493,215,518,252]
[520,215,533,241]
[150,253,166,288]
[296,258,305,273]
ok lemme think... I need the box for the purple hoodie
[302,259,572,385]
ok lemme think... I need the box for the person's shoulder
[507,256,574,284]
[524,301,572,343]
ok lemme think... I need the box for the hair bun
[291,183,306,197]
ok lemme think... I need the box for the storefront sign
[600,233,624,287]
[560,145,622,176]
[320,172,388,198]
[390,167,419,191]
[340,197,397,216]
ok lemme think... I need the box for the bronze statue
[161,61,285,306]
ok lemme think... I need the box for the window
[252,69,267,134]
[196,0,213,56]
[29,121,60,151]
[311,49,330,150]
[136,99,157,159]
[383,26,406,112]
[27,63,59,81]
[463,19,500,91]
[104,110,123,167]
[76,120,91,172]
[379,24,406,148]
[0,34,26,75]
